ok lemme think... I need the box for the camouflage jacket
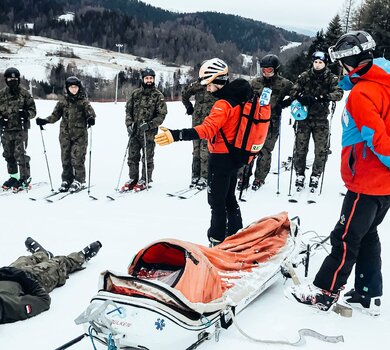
[181,80,217,124]
[0,86,36,131]
[125,86,167,131]
[251,74,293,119]
[0,266,51,324]
[290,68,343,119]
[46,92,96,130]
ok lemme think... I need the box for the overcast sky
[141,0,354,34]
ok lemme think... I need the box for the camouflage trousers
[1,130,30,180]
[10,251,85,293]
[60,128,88,183]
[192,138,209,180]
[128,130,157,182]
[293,119,329,177]
[253,125,280,182]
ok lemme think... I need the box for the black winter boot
[25,237,53,258]
[81,241,102,261]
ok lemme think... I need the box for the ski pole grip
[39,124,45,131]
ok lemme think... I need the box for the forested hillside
[0,0,307,71]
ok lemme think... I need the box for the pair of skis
[29,186,90,202]
[167,186,205,199]
[288,187,319,204]
[0,182,48,197]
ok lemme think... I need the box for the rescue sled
[75,212,302,349]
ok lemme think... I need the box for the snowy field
[0,97,389,349]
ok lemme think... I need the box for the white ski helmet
[199,58,229,86]
[328,31,376,67]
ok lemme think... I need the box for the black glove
[280,97,292,109]
[186,105,194,115]
[87,117,95,128]
[36,118,48,126]
[139,122,149,133]
[0,117,8,130]
[297,94,315,106]
[315,94,330,103]
[18,109,29,122]
[127,123,134,135]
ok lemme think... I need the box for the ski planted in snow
[166,187,194,197]
[0,182,48,198]
[45,186,91,203]
[306,187,319,204]
[288,186,305,203]
[177,187,205,199]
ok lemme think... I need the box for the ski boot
[343,289,381,316]
[12,178,31,193]
[209,237,222,248]
[81,241,102,261]
[295,175,305,192]
[281,156,293,171]
[189,177,199,188]
[196,177,207,190]
[309,175,320,193]
[120,179,137,192]
[252,179,264,191]
[2,176,19,191]
[69,180,84,193]
[25,237,53,258]
[59,180,71,192]
[285,283,340,312]
[133,179,148,192]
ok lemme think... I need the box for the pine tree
[341,0,357,32]
[357,0,390,58]
[325,15,344,48]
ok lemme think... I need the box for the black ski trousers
[314,191,390,297]
[207,154,243,242]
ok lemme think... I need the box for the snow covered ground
[0,97,389,349]
[0,34,191,84]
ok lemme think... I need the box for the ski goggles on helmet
[328,40,376,62]
[312,51,327,62]
[262,67,274,74]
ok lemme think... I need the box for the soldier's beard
[142,82,155,89]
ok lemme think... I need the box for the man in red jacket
[155,58,257,246]
[286,31,390,316]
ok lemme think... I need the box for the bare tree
[341,0,357,32]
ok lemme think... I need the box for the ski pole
[288,121,298,197]
[143,130,149,191]
[87,126,93,195]
[38,125,54,191]
[319,102,336,195]
[54,333,88,350]
[238,161,252,201]
[276,116,282,195]
[115,136,131,191]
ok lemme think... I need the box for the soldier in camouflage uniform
[0,237,101,324]
[122,68,167,192]
[238,55,293,191]
[290,51,343,190]
[36,76,96,193]
[0,67,36,191]
[181,79,217,189]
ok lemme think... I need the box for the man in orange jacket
[155,58,254,246]
[286,31,390,316]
